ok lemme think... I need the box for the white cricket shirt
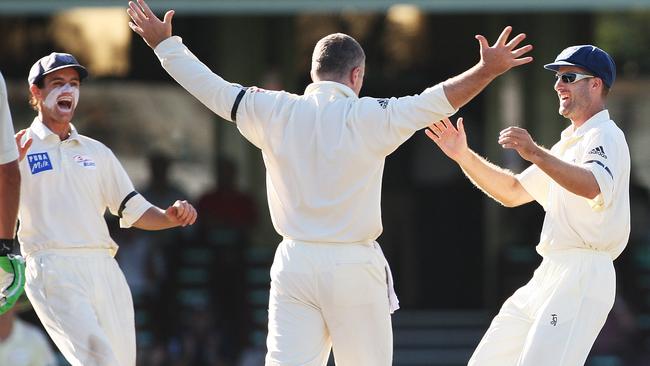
[155,36,457,243]
[17,118,153,257]
[517,110,630,259]
[0,72,18,164]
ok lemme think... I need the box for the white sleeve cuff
[428,83,458,117]
[153,36,184,57]
[118,193,154,228]
[584,162,613,211]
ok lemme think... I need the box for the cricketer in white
[127,0,533,364]
[427,45,630,365]
[15,52,197,366]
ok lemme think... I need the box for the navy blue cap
[544,45,616,88]
[28,52,88,86]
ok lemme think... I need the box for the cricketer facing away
[127,0,532,364]
[15,52,198,366]
[427,45,629,365]
[0,71,24,316]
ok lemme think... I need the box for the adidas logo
[588,146,607,159]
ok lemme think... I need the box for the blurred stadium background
[1,0,650,365]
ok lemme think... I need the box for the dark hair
[311,33,365,81]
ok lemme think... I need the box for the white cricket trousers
[24,248,136,366]
[469,248,616,366]
[265,239,394,366]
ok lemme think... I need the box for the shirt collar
[30,117,83,144]
[304,81,358,99]
[560,109,610,141]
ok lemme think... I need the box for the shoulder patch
[27,152,53,175]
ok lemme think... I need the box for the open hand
[425,117,469,162]
[127,0,174,49]
[475,26,533,77]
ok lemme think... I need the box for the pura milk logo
[27,152,53,174]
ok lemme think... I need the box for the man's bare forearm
[456,149,532,207]
[442,63,496,110]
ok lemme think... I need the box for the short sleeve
[101,149,153,227]
[516,163,552,209]
[580,131,617,211]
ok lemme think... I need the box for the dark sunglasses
[554,72,594,84]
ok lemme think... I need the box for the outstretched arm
[442,26,533,110]
[132,199,197,230]
[127,0,245,123]
[426,117,533,207]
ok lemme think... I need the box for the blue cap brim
[543,61,579,71]
[33,64,88,85]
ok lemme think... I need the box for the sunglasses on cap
[554,72,595,84]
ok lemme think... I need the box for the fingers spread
[475,35,488,51]
[513,44,534,57]
[138,0,156,18]
[127,2,146,23]
[505,33,526,50]
[128,22,144,35]
[163,10,175,24]
[425,128,439,141]
[495,26,513,47]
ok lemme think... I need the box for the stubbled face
[34,68,80,123]
[554,65,594,122]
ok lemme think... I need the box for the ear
[350,66,362,85]
[310,69,317,82]
[29,84,42,101]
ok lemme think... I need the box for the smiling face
[30,67,81,126]
[553,65,605,126]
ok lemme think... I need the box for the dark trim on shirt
[585,160,613,179]
[231,88,247,122]
[118,191,139,218]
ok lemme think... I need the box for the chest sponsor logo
[377,98,389,109]
[27,152,53,174]
[587,146,607,159]
[73,154,96,169]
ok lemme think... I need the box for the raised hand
[14,129,32,162]
[498,126,541,162]
[475,26,533,77]
[127,0,175,49]
[425,117,469,162]
[164,200,197,227]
